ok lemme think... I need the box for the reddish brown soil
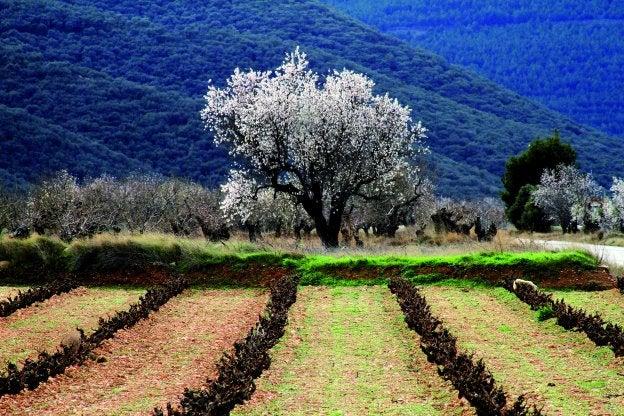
[188,263,293,287]
[0,287,143,365]
[335,265,615,290]
[78,263,616,292]
[66,264,292,288]
[422,286,624,414]
[4,259,612,290]
[0,288,267,415]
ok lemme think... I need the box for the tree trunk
[299,196,344,249]
[245,220,258,242]
[309,209,342,249]
[315,218,341,248]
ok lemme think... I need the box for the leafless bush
[431,198,504,241]
[3,172,231,242]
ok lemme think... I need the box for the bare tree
[116,174,167,234]
[27,170,80,240]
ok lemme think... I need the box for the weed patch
[536,306,555,322]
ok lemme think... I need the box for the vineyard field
[420,285,624,415]
[0,286,144,365]
[0,277,622,414]
[549,288,624,328]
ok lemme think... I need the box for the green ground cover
[0,286,145,365]
[0,234,598,285]
[420,285,624,415]
[0,285,28,300]
[233,286,472,415]
[288,251,596,285]
[549,288,624,327]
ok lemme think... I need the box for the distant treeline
[1,0,621,198]
[0,171,504,245]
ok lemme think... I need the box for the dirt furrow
[549,288,624,327]
[233,286,473,415]
[0,288,267,415]
[0,286,144,365]
[421,285,624,415]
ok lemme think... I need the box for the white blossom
[532,165,601,232]
[203,48,429,247]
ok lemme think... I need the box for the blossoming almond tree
[532,164,601,233]
[202,48,428,248]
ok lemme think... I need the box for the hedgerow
[0,278,78,317]
[154,274,299,416]
[389,276,542,416]
[0,278,189,397]
[504,279,624,357]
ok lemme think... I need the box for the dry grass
[515,229,624,247]
[231,227,532,258]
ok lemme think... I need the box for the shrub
[536,305,554,322]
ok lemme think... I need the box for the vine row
[0,277,189,397]
[616,276,624,294]
[154,274,300,416]
[389,276,542,416]
[0,278,79,317]
[504,279,624,357]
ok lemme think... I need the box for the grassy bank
[286,251,598,286]
[0,234,598,285]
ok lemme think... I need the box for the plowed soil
[0,288,267,415]
[421,285,624,415]
[0,286,144,365]
[233,286,474,415]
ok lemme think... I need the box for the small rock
[96,356,107,363]
[547,382,556,387]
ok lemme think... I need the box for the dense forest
[1,0,622,197]
[324,0,624,137]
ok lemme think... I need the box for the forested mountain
[323,0,624,137]
[1,0,622,197]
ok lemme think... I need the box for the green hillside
[1,0,622,197]
[323,0,624,137]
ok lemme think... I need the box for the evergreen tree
[501,130,576,231]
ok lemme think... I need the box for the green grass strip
[1,235,597,286]
[287,251,596,286]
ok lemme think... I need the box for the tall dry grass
[234,226,536,258]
